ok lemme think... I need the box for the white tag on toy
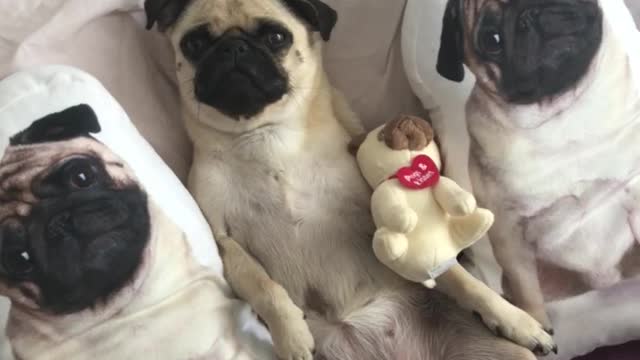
[422,257,459,288]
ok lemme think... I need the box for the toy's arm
[433,176,477,216]
[372,183,418,234]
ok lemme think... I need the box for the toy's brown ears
[347,133,368,156]
[383,115,434,151]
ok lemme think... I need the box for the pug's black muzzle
[193,34,289,119]
[0,188,149,314]
[484,0,603,103]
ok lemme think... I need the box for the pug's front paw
[271,303,315,360]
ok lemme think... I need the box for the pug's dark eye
[479,29,503,55]
[181,26,214,61]
[67,162,97,189]
[264,31,290,50]
[267,32,285,45]
[3,249,33,276]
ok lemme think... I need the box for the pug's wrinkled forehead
[145,0,337,41]
[181,0,301,36]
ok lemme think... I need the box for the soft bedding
[3,0,638,359]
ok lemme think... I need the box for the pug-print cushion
[400,0,640,192]
[0,65,221,271]
[0,65,271,359]
[401,1,640,359]
[400,0,640,288]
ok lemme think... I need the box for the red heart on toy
[394,155,440,190]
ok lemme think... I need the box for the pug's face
[437,0,603,104]
[145,0,337,132]
[0,105,150,314]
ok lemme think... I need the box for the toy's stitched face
[0,105,150,314]
[357,116,442,188]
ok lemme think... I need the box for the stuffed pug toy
[353,115,494,288]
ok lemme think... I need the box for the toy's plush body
[348,115,558,353]
[356,115,494,287]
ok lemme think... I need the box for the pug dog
[144,0,556,359]
[437,0,640,353]
[0,105,265,360]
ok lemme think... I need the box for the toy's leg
[449,209,494,248]
[372,227,410,262]
[437,264,556,355]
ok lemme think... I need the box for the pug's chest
[222,153,380,301]
[226,153,371,243]
[470,125,640,207]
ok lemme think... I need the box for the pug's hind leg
[436,264,557,356]
[217,236,315,360]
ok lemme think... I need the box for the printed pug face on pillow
[0,104,150,314]
[0,105,260,360]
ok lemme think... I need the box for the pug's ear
[282,0,338,41]
[144,0,191,31]
[437,0,465,82]
[10,104,101,146]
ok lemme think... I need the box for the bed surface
[0,0,638,359]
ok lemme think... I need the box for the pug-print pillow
[0,66,272,360]
[401,1,640,359]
